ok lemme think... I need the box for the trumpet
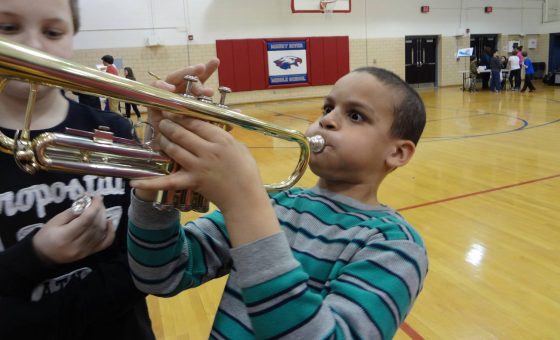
[0,37,325,212]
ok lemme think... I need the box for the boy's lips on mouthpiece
[308,134,326,153]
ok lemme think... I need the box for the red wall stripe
[247,39,267,90]
[231,40,251,91]
[309,37,325,85]
[336,36,350,77]
[216,40,235,89]
[323,38,340,84]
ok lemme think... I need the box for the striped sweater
[128,186,428,339]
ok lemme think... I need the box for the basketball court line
[400,321,425,340]
[397,173,560,211]
[395,173,559,338]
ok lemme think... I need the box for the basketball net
[319,0,337,17]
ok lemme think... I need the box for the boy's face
[0,0,74,99]
[306,72,401,184]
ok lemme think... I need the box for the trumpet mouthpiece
[307,135,325,153]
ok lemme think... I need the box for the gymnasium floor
[145,84,560,339]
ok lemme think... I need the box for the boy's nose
[319,111,339,130]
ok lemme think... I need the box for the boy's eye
[322,105,333,115]
[0,23,19,34]
[349,111,364,122]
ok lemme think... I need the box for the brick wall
[439,35,471,87]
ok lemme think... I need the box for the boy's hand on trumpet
[146,58,220,148]
[131,113,281,248]
[131,113,266,216]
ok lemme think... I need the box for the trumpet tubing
[0,37,325,212]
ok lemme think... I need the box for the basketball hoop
[319,0,337,14]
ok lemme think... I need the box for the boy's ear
[386,139,416,169]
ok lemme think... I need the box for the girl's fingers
[57,196,102,241]
[95,220,116,251]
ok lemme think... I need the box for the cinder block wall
[71,34,550,105]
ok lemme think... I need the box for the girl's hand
[32,196,115,264]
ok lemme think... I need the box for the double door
[405,36,437,87]
[470,34,497,65]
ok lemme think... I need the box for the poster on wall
[456,47,474,58]
[267,40,309,86]
[507,41,520,53]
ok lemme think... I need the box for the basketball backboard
[291,0,351,13]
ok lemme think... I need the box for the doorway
[405,36,437,88]
[549,33,560,73]
[470,34,497,64]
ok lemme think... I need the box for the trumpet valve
[183,75,199,97]
[218,86,232,106]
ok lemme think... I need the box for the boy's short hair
[522,51,528,57]
[353,67,426,145]
[70,0,80,33]
[101,55,114,64]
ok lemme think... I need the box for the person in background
[508,51,521,91]
[469,56,478,92]
[101,54,120,114]
[479,46,492,90]
[489,49,502,93]
[127,66,428,339]
[500,55,508,69]
[123,67,143,120]
[516,46,524,67]
[500,55,509,90]
[520,51,536,92]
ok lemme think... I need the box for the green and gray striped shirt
[128,186,428,339]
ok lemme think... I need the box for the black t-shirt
[0,99,154,340]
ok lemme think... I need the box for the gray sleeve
[128,189,179,230]
[229,232,300,288]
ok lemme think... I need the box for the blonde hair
[70,0,80,33]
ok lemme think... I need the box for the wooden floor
[144,84,560,339]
